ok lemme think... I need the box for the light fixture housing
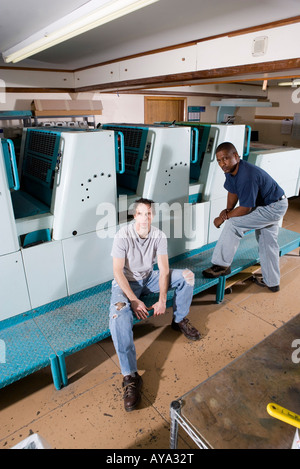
[2,0,160,63]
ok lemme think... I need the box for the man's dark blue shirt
[224,159,284,208]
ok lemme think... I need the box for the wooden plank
[225,264,261,289]
[255,115,294,120]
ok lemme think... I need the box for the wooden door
[144,97,186,124]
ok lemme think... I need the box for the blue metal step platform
[1,227,300,391]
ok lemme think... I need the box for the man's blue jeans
[109,269,194,376]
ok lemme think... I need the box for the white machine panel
[152,203,191,258]
[184,201,210,251]
[62,228,115,295]
[0,251,31,321]
[200,124,246,201]
[207,197,229,244]
[52,130,117,240]
[137,127,191,205]
[21,241,67,309]
[247,147,300,198]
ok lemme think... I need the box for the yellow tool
[267,403,300,429]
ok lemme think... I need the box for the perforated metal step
[1,227,299,391]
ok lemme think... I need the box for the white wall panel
[119,45,197,81]
[0,69,75,88]
[196,23,300,70]
[75,62,120,87]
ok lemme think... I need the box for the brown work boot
[172,317,201,341]
[122,373,143,412]
[202,264,231,278]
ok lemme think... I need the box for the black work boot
[253,276,280,292]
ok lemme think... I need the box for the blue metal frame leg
[216,276,226,303]
[57,351,68,387]
[50,354,62,390]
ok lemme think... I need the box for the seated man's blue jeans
[109,269,194,376]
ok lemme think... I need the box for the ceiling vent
[252,36,268,57]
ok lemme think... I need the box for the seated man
[203,142,288,292]
[109,197,200,412]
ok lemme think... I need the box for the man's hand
[214,208,231,228]
[130,299,150,320]
[151,299,167,316]
[214,216,224,228]
[219,209,229,220]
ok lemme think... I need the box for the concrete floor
[1,197,300,450]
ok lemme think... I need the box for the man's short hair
[216,142,238,154]
[132,198,156,215]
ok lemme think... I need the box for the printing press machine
[1,124,300,322]
[1,123,300,390]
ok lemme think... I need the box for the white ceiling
[0,0,300,72]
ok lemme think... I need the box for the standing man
[203,142,288,292]
[109,198,200,412]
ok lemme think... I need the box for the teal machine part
[102,124,149,195]
[243,125,252,160]
[114,131,125,175]
[21,128,61,207]
[190,127,199,164]
[184,123,211,182]
[1,138,20,190]
[1,137,52,248]
[10,128,62,219]
[22,229,51,248]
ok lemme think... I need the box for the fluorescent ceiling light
[278,79,300,87]
[2,0,159,63]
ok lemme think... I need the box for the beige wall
[254,87,300,148]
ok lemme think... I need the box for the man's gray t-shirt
[111,223,168,282]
